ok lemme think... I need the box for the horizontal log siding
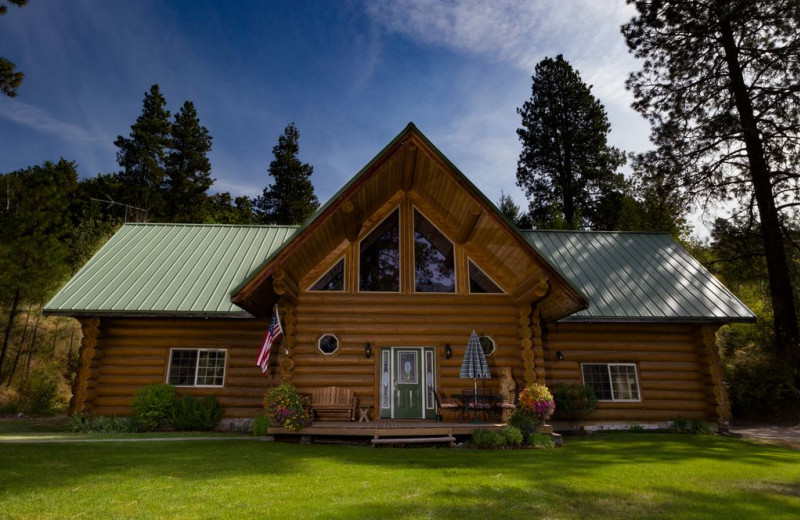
[294,293,520,409]
[86,318,272,418]
[542,322,718,422]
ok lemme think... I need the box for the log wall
[542,322,722,422]
[75,311,727,424]
[293,293,521,410]
[82,317,273,418]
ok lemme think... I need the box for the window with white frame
[581,363,640,401]
[167,349,226,387]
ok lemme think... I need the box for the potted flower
[508,383,556,435]
[264,384,311,432]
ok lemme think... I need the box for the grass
[1,430,799,519]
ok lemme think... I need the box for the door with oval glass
[380,347,436,419]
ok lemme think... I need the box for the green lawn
[1,432,798,519]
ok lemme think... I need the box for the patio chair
[434,392,461,422]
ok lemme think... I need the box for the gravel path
[729,424,800,449]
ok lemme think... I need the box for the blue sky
[0,1,654,220]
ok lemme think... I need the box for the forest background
[1,0,798,423]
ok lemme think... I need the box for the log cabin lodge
[45,123,754,430]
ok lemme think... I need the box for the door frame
[379,346,436,419]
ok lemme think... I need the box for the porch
[267,419,504,444]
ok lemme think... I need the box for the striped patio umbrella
[460,330,491,422]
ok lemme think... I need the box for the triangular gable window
[469,260,503,293]
[414,209,455,293]
[360,209,400,292]
[310,258,345,291]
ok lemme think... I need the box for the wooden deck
[268,419,503,439]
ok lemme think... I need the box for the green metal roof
[45,223,297,317]
[46,223,754,323]
[522,230,755,322]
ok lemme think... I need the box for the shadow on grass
[1,433,799,519]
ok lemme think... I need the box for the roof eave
[42,309,256,319]
[557,315,757,324]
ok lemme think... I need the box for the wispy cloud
[363,0,636,72]
[0,97,108,145]
[362,0,651,154]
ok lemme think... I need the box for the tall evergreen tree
[497,191,533,229]
[206,193,255,224]
[622,0,800,377]
[254,123,319,225]
[516,55,625,230]
[114,84,171,219]
[0,159,76,382]
[164,101,214,222]
[0,0,27,98]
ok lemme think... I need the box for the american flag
[256,306,283,374]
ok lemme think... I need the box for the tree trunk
[24,305,43,380]
[718,11,800,375]
[0,288,21,384]
[5,304,32,387]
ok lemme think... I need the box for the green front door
[393,349,423,418]
[381,347,437,419]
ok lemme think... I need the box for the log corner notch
[456,203,482,244]
[279,302,297,382]
[272,268,299,304]
[698,325,732,431]
[338,200,362,243]
[513,277,550,308]
[69,317,101,415]
[401,143,417,192]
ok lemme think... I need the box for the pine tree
[622,0,800,377]
[114,84,171,219]
[497,191,533,229]
[516,55,625,229]
[164,101,214,222]
[0,159,76,382]
[254,123,319,225]
[206,193,255,224]
[0,0,27,97]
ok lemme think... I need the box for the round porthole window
[479,336,496,356]
[318,334,339,355]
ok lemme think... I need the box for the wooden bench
[309,386,357,421]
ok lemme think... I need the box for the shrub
[0,387,21,415]
[69,414,139,433]
[507,411,539,434]
[671,418,714,435]
[197,395,224,430]
[472,428,505,448]
[132,384,176,431]
[499,425,523,446]
[628,423,645,433]
[169,395,224,431]
[529,432,555,448]
[723,342,800,422]
[19,369,63,415]
[551,383,597,431]
[671,418,689,433]
[252,414,270,436]
[264,384,310,432]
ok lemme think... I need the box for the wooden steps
[371,436,456,446]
